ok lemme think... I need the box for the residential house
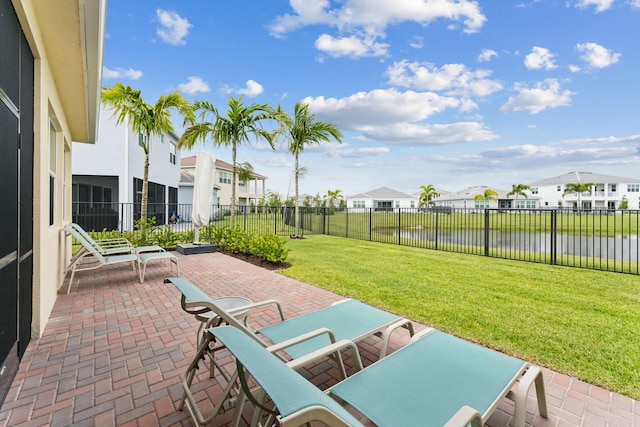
[72,104,181,229]
[0,0,105,404]
[527,171,640,210]
[347,187,418,211]
[179,155,267,215]
[433,186,540,209]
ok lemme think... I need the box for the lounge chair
[167,277,414,362]
[67,222,135,255]
[165,277,415,425]
[63,225,138,293]
[207,326,548,427]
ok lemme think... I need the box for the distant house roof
[528,171,640,186]
[180,155,266,179]
[349,187,415,199]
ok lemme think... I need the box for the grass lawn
[278,234,640,400]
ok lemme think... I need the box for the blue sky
[103,0,640,198]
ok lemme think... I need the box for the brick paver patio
[0,251,638,426]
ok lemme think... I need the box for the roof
[528,171,640,186]
[30,0,107,143]
[180,155,266,179]
[348,187,415,199]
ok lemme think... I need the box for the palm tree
[275,102,342,237]
[418,184,439,209]
[324,189,344,211]
[507,183,531,208]
[562,182,594,210]
[473,188,499,208]
[179,96,276,226]
[101,83,192,231]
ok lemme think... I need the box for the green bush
[150,225,180,249]
[250,234,289,263]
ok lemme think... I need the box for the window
[395,201,400,208]
[239,180,245,187]
[628,184,640,192]
[557,185,562,192]
[219,171,231,184]
[410,200,415,208]
[49,120,57,226]
[531,187,538,194]
[160,134,164,143]
[353,201,365,208]
[611,184,617,192]
[169,142,176,165]
[138,133,147,148]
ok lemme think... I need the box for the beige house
[0,0,106,401]
[179,155,267,210]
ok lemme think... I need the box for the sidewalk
[0,251,638,426]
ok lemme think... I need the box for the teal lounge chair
[166,277,415,425]
[209,326,548,427]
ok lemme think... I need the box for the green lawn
[278,234,640,400]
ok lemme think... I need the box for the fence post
[369,208,372,241]
[484,209,490,256]
[435,210,439,250]
[398,208,402,245]
[346,208,349,239]
[550,209,557,265]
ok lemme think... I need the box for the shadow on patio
[0,252,637,426]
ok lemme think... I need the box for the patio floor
[0,251,638,426]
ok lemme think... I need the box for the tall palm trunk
[141,133,150,240]
[294,152,300,236]
[230,140,237,227]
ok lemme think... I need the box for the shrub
[251,234,289,263]
[150,225,180,249]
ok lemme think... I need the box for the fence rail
[73,202,640,275]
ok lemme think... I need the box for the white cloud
[631,0,640,8]
[478,48,498,62]
[361,122,499,146]
[156,9,192,45]
[177,76,210,94]
[524,46,558,70]
[561,134,640,145]
[501,79,574,114]
[102,67,143,80]
[302,88,497,146]
[575,0,615,13]
[576,42,621,68]
[269,0,487,36]
[315,33,389,58]
[569,64,581,73]
[408,36,424,49]
[386,60,503,97]
[237,80,264,97]
[258,156,292,168]
[328,147,390,158]
[303,88,461,128]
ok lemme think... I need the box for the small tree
[619,195,629,210]
[473,189,498,208]
[507,183,531,208]
[562,182,594,210]
[418,184,439,209]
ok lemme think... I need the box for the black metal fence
[73,202,640,275]
[297,207,640,275]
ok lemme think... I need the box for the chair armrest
[444,405,483,427]
[265,327,337,354]
[227,299,286,321]
[284,339,364,372]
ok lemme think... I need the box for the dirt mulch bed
[217,248,291,271]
